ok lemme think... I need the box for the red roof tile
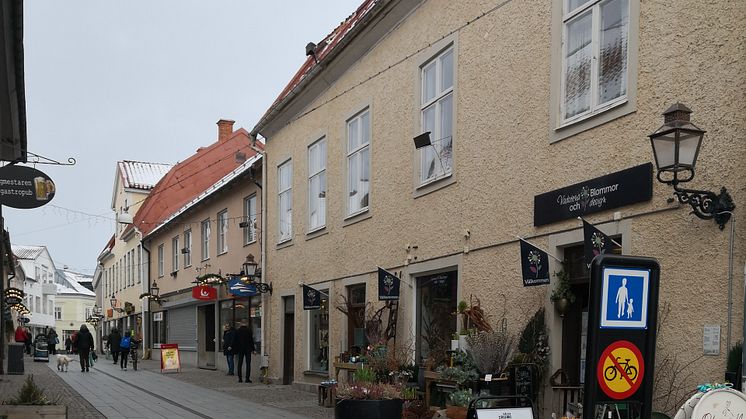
[253,0,378,133]
[134,127,263,237]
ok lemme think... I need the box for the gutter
[249,137,270,371]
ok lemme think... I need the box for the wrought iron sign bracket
[672,184,735,230]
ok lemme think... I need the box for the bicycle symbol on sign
[604,357,638,381]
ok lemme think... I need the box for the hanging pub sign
[534,163,652,226]
[302,284,321,310]
[192,285,217,300]
[583,220,621,267]
[378,267,400,300]
[227,278,257,297]
[519,240,550,286]
[0,165,56,209]
[583,254,660,419]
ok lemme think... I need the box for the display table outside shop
[333,361,362,383]
[424,370,509,408]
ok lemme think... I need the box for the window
[153,311,167,345]
[219,296,263,353]
[308,138,327,231]
[561,0,629,124]
[42,297,48,314]
[137,246,141,283]
[346,284,367,352]
[420,46,454,184]
[35,267,40,281]
[416,271,457,364]
[184,229,192,267]
[217,210,228,254]
[243,196,257,244]
[308,289,329,372]
[172,236,179,271]
[201,219,211,260]
[35,296,40,313]
[157,244,164,278]
[54,306,62,320]
[278,160,293,243]
[346,110,370,216]
[85,307,92,319]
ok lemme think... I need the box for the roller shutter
[167,306,196,350]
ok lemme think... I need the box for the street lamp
[239,253,272,294]
[649,103,735,229]
[242,254,258,277]
[150,280,160,299]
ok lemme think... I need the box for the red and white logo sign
[192,285,216,300]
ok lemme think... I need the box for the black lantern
[110,294,117,309]
[649,103,735,229]
[150,280,160,298]
[242,254,258,277]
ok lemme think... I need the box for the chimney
[217,119,235,142]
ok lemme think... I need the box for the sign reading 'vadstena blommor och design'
[0,165,56,209]
[534,163,653,226]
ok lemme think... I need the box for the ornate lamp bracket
[672,184,735,230]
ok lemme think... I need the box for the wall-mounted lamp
[648,103,735,229]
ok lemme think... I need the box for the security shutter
[167,306,196,350]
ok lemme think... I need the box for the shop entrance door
[197,304,216,370]
[283,296,295,385]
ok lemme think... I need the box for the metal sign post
[584,254,660,419]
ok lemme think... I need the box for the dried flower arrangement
[466,329,515,375]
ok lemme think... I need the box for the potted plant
[335,366,404,419]
[451,333,460,351]
[550,270,575,317]
[446,389,474,419]
[0,375,66,418]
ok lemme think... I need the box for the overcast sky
[4,1,356,274]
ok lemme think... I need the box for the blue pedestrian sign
[600,267,650,329]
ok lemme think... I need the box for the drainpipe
[727,217,735,352]
[250,135,269,377]
[137,227,152,357]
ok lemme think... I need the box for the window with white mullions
[243,196,257,245]
[183,229,192,267]
[562,0,629,123]
[157,244,164,278]
[347,109,370,216]
[420,47,454,184]
[201,219,211,260]
[278,160,293,243]
[308,138,327,231]
[217,209,228,254]
[172,236,179,271]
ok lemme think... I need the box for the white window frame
[419,45,455,186]
[184,229,192,267]
[172,236,179,272]
[217,210,228,255]
[277,160,293,243]
[243,195,257,245]
[137,245,142,284]
[308,137,327,232]
[560,0,631,127]
[157,244,164,278]
[201,219,211,261]
[54,306,62,320]
[346,109,371,217]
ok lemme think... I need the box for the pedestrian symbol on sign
[600,267,650,329]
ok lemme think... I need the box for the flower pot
[451,339,460,351]
[459,335,469,352]
[446,406,468,419]
[554,298,570,317]
[334,399,403,419]
[0,405,67,419]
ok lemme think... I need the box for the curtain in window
[564,11,593,119]
[598,0,628,104]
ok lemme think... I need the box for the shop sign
[584,254,659,417]
[0,165,56,209]
[153,312,163,322]
[160,343,181,373]
[519,240,550,286]
[192,285,216,300]
[302,285,321,310]
[378,267,400,300]
[533,163,652,226]
[227,278,257,297]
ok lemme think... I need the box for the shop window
[153,311,167,345]
[309,289,329,372]
[218,297,262,353]
[416,271,457,364]
[346,284,366,353]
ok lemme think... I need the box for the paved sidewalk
[0,355,104,419]
[50,355,314,418]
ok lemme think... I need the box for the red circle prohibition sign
[596,340,645,400]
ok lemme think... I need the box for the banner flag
[520,239,550,286]
[377,267,400,300]
[302,285,321,310]
[583,220,620,266]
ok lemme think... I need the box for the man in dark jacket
[76,324,94,372]
[234,320,255,383]
[108,328,122,364]
[222,324,236,376]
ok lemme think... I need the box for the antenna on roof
[306,42,318,64]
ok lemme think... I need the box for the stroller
[33,335,49,362]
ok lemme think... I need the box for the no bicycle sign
[597,340,645,400]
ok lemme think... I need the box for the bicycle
[604,357,638,381]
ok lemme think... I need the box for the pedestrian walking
[71,331,78,354]
[108,328,122,364]
[14,325,26,345]
[222,324,236,376]
[65,336,72,354]
[47,328,59,355]
[234,320,255,383]
[24,328,32,354]
[76,324,94,372]
[119,331,132,371]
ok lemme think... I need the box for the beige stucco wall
[260,0,745,408]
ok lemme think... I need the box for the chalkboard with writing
[513,364,536,400]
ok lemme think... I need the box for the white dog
[56,355,73,372]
